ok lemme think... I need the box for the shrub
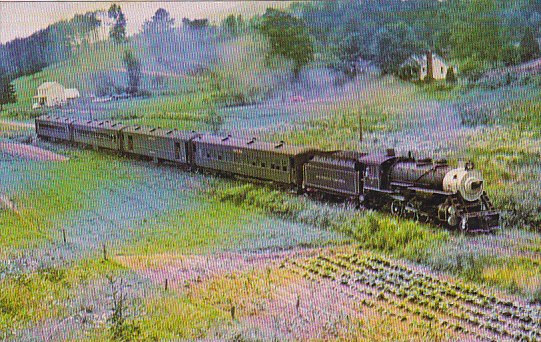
[423,243,489,282]
[445,67,457,83]
[532,284,541,304]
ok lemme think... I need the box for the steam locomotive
[35,115,500,233]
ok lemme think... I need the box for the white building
[65,88,80,101]
[33,82,80,108]
[33,82,66,108]
[399,52,452,81]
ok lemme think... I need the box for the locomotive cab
[359,150,397,192]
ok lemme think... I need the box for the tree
[259,8,314,78]
[123,50,141,95]
[108,4,127,43]
[334,32,370,75]
[203,107,223,134]
[519,27,540,62]
[182,18,209,30]
[446,66,457,83]
[222,14,244,35]
[449,0,505,64]
[143,8,175,34]
[371,22,425,75]
[501,44,519,66]
[0,69,17,111]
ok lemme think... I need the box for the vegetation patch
[481,257,541,297]
[210,183,448,259]
[126,192,345,256]
[127,201,263,255]
[136,295,228,341]
[0,258,124,339]
[451,127,541,230]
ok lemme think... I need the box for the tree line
[292,0,541,78]
[4,0,541,111]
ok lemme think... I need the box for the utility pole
[359,110,363,143]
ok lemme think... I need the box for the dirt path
[115,248,323,288]
[0,141,68,161]
[0,119,34,129]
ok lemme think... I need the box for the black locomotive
[35,115,500,233]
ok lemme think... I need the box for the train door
[174,142,181,160]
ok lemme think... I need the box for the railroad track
[286,252,541,341]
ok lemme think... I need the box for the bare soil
[0,141,68,161]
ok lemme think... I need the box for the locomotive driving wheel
[405,200,430,223]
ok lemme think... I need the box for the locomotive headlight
[443,168,484,202]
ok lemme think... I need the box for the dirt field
[0,140,68,161]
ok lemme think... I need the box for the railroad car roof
[122,125,199,140]
[194,134,319,156]
[36,115,76,124]
[72,119,126,130]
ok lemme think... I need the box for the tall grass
[210,183,541,300]
[452,127,541,230]
[210,183,448,259]
[127,201,264,255]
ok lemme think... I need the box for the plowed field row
[286,253,541,341]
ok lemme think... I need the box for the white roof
[37,81,63,90]
[404,53,448,67]
[65,88,80,98]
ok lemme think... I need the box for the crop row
[288,253,541,341]
[322,256,539,340]
[334,253,541,325]
[359,254,541,321]
[288,259,491,341]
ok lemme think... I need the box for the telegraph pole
[359,110,363,143]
